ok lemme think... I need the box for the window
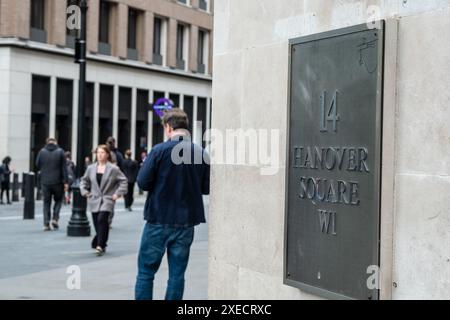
[66,0,78,48]
[30,0,45,30]
[177,0,188,5]
[199,0,208,11]
[128,8,137,49]
[66,0,78,35]
[153,17,167,66]
[176,24,185,70]
[98,1,111,55]
[153,18,162,55]
[31,75,50,171]
[30,0,47,43]
[56,79,74,153]
[176,24,184,60]
[99,1,110,44]
[198,30,206,73]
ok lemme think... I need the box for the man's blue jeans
[135,223,195,300]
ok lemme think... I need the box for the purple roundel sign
[153,98,174,118]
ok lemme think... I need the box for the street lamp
[67,0,90,237]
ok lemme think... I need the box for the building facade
[210,0,450,300]
[0,0,214,172]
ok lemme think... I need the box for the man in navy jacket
[135,108,210,300]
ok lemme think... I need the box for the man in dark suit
[135,108,210,300]
[35,138,69,231]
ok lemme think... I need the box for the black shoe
[51,220,59,230]
[128,207,133,212]
[7,202,12,205]
[0,201,4,205]
[43,225,51,231]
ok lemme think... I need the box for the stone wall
[209,0,450,300]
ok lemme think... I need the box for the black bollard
[23,172,35,220]
[21,172,26,198]
[36,172,43,201]
[12,173,19,202]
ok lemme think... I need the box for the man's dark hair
[106,136,116,148]
[162,108,189,130]
[2,156,11,165]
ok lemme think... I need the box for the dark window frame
[176,24,185,61]
[153,17,162,55]
[128,8,138,49]
[66,0,79,37]
[99,0,110,44]
[30,0,45,30]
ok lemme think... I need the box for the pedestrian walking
[106,137,124,170]
[85,156,92,170]
[0,156,13,205]
[105,137,125,227]
[35,138,68,231]
[135,109,210,300]
[80,145,128,256]
[122,149,139,211]
[65,151,76,205]
[138,151,148,195]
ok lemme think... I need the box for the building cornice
[0,37,213,82]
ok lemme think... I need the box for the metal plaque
[284,22,384,300]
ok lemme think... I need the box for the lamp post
[67,0,90,237]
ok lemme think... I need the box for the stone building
[0,0,214,171]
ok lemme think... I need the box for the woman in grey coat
[80,145,128,255]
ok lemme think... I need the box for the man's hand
[85,192,92,199]
[112,194,120,202]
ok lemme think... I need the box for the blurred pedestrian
[106,137,124,170]
[135,109,210,300]
[85,156,92,170]
[35,138,68,231]
[138,151,148,195]
[65,151,76,205]
[105,137,124,227]
[0,156,12,205]
[122,149,139,211]
[80,145,128,256]
[139,151,147,167]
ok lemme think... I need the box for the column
[189,25,199,72]
[71,80,79,163]
[206,97,211,150]
[131,87,137,158]
[193,96,200,145]
[162,18,168,67]
[93,82,100,148]
[167,18,178,68]
[113,85,119,140]
[143,11,154,63]
[208,30,213,75]
[49,76,57,139]
[86,0,100,53]
[180,94,185,110]
[112,3,128,59]
[48,0,66,46]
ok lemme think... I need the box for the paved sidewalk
[0,196,208,300]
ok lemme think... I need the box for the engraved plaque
[284,22,384,300]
